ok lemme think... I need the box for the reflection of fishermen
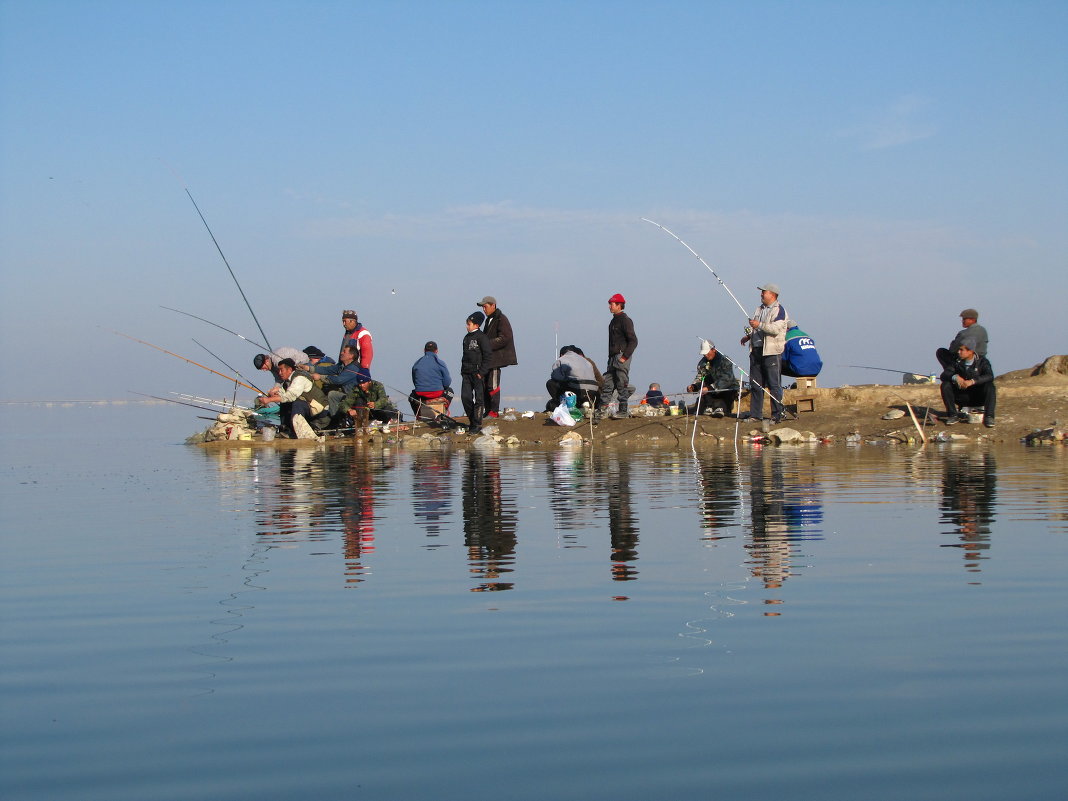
[939,338,996,428]
[461,452,518,592]
[939,452,997,573]
[605,455,639,583]
[340,452,380,585]
[697,455,741,536]
[687,340,739,417]
[546,345,600,412]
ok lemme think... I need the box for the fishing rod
[192,338,266,394]
[375,378,465,430]
[697,337,798,420]
[179,187,273,354]
[109,329,260,393]
[641,218,750,320]
[161,305,268,351]
[130,390,226,414]
[849,364,935,379]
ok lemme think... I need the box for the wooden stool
[793,376,818,413]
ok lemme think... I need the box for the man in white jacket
[740,283,788,423]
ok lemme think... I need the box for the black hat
[467,311,485,325]
[303,346,326,359]
[254,353,269,369]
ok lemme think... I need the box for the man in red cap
[599,293,638,420]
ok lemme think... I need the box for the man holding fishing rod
[255,358,328,439]
[740,283,788,423]
[688,340,739,417]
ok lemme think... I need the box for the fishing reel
[743,326,753,336]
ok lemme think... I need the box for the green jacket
[340,381,397,415]
[691,352,738,393]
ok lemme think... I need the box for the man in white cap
[688,340,739,417]
[740,283,787,423]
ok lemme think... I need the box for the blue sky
[2,0,1065,405]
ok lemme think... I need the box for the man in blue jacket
[313,344,366,425]
[410,341,453,419]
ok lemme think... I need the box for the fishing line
[192,338,266,394]
[109,328,260,392]
[641,218,750,320]
[161,306,268,351]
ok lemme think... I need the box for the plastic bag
[551,401,577,426]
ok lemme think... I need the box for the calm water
[2,405,1066,801]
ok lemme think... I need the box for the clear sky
[2,0,1065,405]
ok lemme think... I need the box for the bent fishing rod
[192,337,266,394]
[161,305,268,351]
[181,188,274,354]
[641,218,750,320]
[109,329,260,392]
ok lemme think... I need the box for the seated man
[254,347,310,383]
[410,340,454,420]
[302,345,336,369]
[313,344,365,425]
[781,321,823,378]
[937,308,989,369]
[643,383,666,406]
[546,345,600,412]
[340,373,401,428]
[255,358,329,438]
[939,338,996,427]
[687,340,740,417]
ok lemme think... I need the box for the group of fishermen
[248,289,993,439]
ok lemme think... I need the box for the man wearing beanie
[937,308,989,369]
[599,293,638,420]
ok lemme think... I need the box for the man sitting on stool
[688,340,739,417]
[940,338,996,428]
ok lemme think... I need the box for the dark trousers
[696,389,736,415]
[749,348,784,418]
[545,380,597,412]
[483,368,502,415]
[280,399,327,431]
[463,373,485,426]
[936,348,956,370]
[941,380,996,419]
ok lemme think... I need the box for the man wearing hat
[313,344,366,425]
[599,293,638,419]
[340,372,399,428]
[302,346,335,369]
[937,308,989,369]
[339,310,374,370]
[475,296,517,418]
[939,337,996,427]
[688,340,739,417]
[740,283,788,422]
[410,340,453,420]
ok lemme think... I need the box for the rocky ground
[198,356,1067,449]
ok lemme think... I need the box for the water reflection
[696,453,742,540]
[604,453,640,584]
[939,451,997,577]
[462,451,518,592]
[745,453,824,614]
[410,449,453,545]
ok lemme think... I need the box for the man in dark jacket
[314,344,366,424]
[940,338,996,427]
[688,340,740,417]
[599,293,638,419]
[462,311,493,433]
[477,296,517,418]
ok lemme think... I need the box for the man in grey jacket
[740,283,787,423]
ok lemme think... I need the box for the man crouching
[256,358,329,439]
[939,338,996,428]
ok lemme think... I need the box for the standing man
[599,293,638,420]
[461,311,492,433]
[740,283,788,423]
[476,296,516,418]
[339,310,374,371]
[937,308,989,369]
